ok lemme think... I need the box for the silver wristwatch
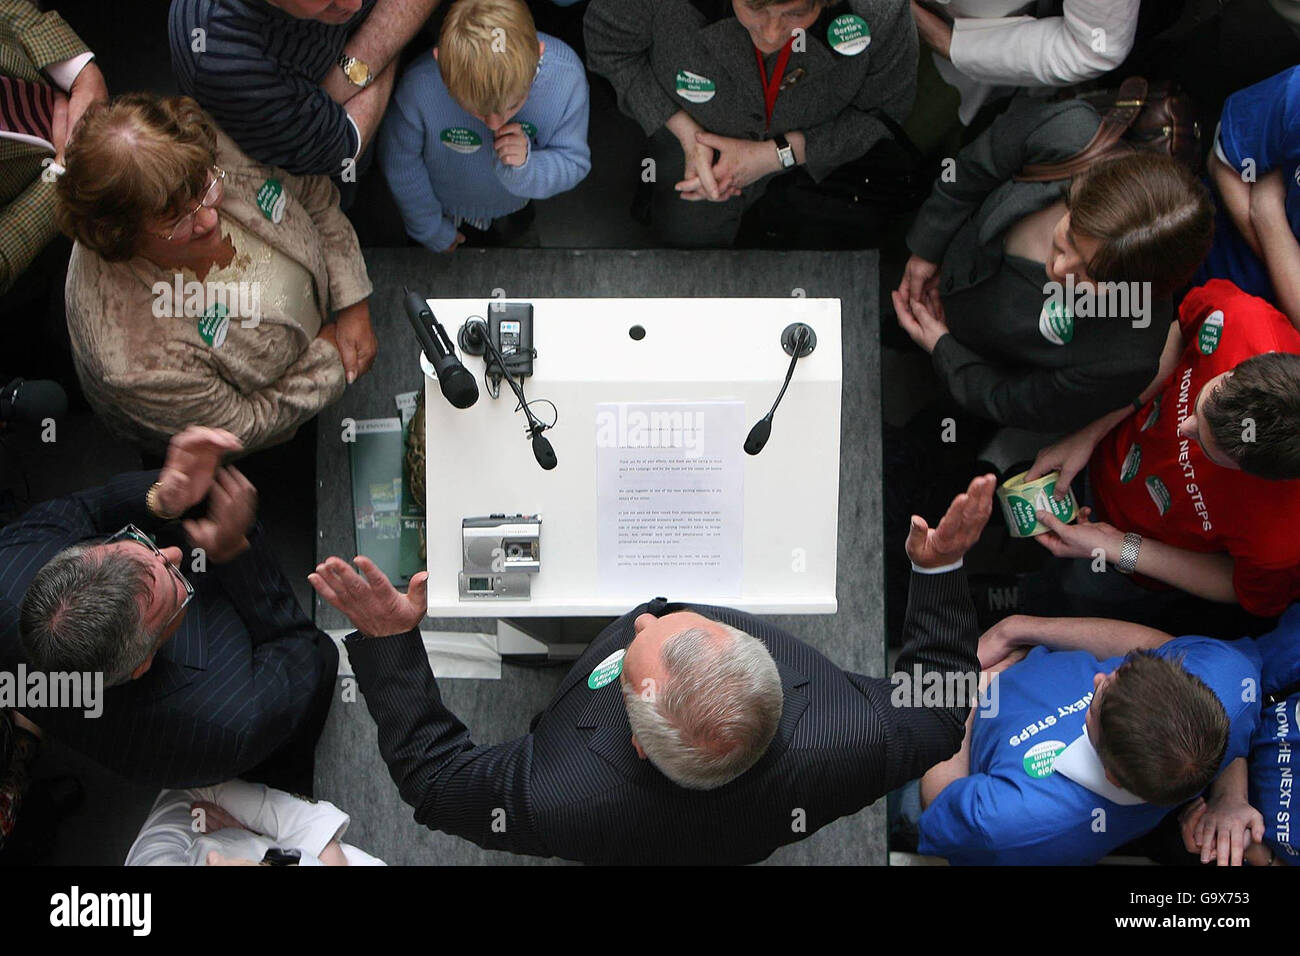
[1115,532,1143,574]
[773,133,795,169]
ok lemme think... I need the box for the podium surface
[422,297,842,617]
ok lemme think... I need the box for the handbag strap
[1014,75,1149,183]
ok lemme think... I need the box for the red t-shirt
[1091,280,1300,616]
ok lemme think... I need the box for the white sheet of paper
[596,400,744,598]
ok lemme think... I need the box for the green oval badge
[1138,396,1161,432]
[519,121,538,139]
[1023,739,1067,778]
[1039,298,1074,345]
[441,127,483,154]
[256,178,286,224]
[198,302,230,348]
[1198,309,1224,355]
[1120,443,1142,483]
[588,648,626,690]
[828,14,871,55]
[675,69,716,104]
[1145,475,1172,515]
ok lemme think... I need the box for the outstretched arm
[311,557,548,856]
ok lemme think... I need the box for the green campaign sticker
[588,649,626,690]
[256,178,286,224]
[197,302,229,348]
[1139,396,1161,432]
[1023,739,1066,779]
[675,69,717,104]
[1145,475,1172,515]
[827,14,871,55]
[1198,309,1224,355]
[1120,443,1142,483]
[519,121,538,139]
[1039,298,1074,345]
[440,127,483,153]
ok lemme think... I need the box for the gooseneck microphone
[460,319,557,470]
[745,323,816,456]
[403,288,479,409]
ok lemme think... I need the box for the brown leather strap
[1014,76,1149,183]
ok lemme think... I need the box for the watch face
[344,59,370,85]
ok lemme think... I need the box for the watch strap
[1115,532,1142,574]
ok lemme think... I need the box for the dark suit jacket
[585,0,917,182]
[904,95,1172,431]
[0,470,334,787]
[348,569,978,864]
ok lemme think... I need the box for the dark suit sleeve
[584,0,680,136]
[905,98,1099,264]
[347,629,548,857]
[800,0,917,182]
[210,526,312,647]
[21,470,166,541]
[930,335,1158,430]
[846,568,979,792]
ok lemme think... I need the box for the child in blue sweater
[379,0,591,252]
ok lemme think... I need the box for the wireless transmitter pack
[486,300,534,381]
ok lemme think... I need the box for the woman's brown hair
[55,94,218,262]
[1067,152,1214,299]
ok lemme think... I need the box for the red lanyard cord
[754,37,795,131]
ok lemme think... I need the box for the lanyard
[754,37,795,131]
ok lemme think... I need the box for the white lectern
[423,298,841,618]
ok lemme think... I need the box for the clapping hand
[181,466,257,563]
[155,427,244,517]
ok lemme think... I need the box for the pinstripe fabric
[0,0,89,293]
[348,569,979,865]
[168,0,375,175]
[0,470,335,788]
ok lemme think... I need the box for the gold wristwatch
[146,481,181,520]
[338,53,374,89]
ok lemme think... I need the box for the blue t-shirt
[1196,66,1300,300]
[1246,605,1300,865]
[919,636,1261,866]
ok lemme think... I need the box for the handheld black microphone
[461,319,557,470]
[0,377,67,426]
[745,323,816,456]
[403,288,479,409]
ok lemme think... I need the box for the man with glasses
[0,426,339,792]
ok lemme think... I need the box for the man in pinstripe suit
[0,427,338,792]
[313,474,995,864]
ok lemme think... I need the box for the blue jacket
[919,636,1261,865]
[379,34,591,251]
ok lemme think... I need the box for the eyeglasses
[160,166,225,242]
[105,524,194,630]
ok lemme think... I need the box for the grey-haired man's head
[620,611,783,790]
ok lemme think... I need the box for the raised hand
[309,556,428,639]
[905,473,996,568]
